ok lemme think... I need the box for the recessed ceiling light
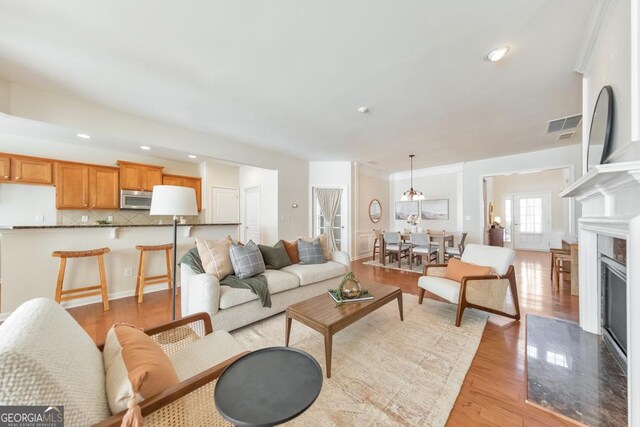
[76,133,91,139]
[188,154,197,159]
[358,106,370,113]
[140,145,151,150]
[485,46,510,62]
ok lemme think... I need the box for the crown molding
[390,162,464,181]
[357,163,391,180]
[574,0,618,73]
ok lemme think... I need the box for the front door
[244,186,261,243]
[513,193,550,251]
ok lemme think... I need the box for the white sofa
[181,250,351,331]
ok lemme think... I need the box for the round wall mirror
[369,199,381,223]
[586,86,614,171]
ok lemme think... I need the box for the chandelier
[400,154,425,201]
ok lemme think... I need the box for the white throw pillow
[195,237,233,280]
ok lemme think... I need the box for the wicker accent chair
[0,298,247,427]
[418,244,521,326]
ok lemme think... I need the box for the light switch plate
[465,215,472,221]
[81,215,89,223]
[35,215,44,223]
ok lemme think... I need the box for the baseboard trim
[0,282,180,322]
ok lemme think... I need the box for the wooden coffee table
[285,282,403,378]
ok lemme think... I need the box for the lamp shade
[150,186,198,216]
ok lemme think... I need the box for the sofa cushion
[219,269,300,309]
[461,244,515,276]
[0,298,110,424]
[444,258,493,283]
[281,261,348,286]
[103,324,180,414]
[169,330,245,380]
[300,234,331,261]
[418,276,461,304]
[282,240,300,264]
[196,237,233,280]
[258,241,293,270]
[229,241,266,279]
[297,238,326,265]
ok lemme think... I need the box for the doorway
[508,192,551,251]
[209,187,239,224]
[244,186,261,243]
[312,187,347,251]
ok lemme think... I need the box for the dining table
[382,231,455,265]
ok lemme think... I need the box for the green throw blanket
[179,247,271,308]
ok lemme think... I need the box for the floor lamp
[150,185,198,320]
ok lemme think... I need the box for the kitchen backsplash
[56,209,206,226]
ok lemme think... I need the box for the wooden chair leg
[55,258,66,303]
[455,304,465,327]
[138,252,146,304]
[165,248,173,290]
[98,254,109,311]
[135,250,143,299]
[418,288,425,304]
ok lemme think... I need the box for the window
[519,197,543,234]
[504,198,512,242]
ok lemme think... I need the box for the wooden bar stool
[553,253,572,292]
[135,243,173,303]
[52,247,110,311]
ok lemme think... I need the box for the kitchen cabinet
[56,163,90,209]
[0,154,10,181]
[90,166,119,209]
[56,163,119,210]
[117,161,164,191]
[162,174,202,212]
[0,153,55,185]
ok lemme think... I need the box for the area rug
[363,259,424,273]
[231,294,488,426]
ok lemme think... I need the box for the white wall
[389,164,464,233]
[1,81,309,239]
[354,165,390,259]
[463,144,582,245]
[583,0,638,167]
[309,161,352,255]
[239,165,278,245]
[0,184,57,226]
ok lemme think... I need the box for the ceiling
[0,1,594,172]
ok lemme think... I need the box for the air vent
[558,131,575,141]
[547,114,582,133]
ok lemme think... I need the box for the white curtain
[316,188,343,252]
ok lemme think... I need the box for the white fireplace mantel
[561,159,640,426]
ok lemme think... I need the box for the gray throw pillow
[297,238,326,265]
[258,241,293,270]
[229,240,266,279]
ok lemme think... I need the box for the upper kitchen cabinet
[0,153,54,185]
[162,174,202,212]
[90,166,119,209]
[56,163,119,210]
[56,162,90,209]
[0,154,10,181]
[117,161,164,191]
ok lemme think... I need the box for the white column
[579,225,600,333]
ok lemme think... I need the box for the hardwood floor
[67,250,579,425]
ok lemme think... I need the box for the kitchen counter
[0,223,241,230]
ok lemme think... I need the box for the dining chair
[445,232,468,261]
[409,233,437,268]
[383,232,409,268]
[372,229,383,262]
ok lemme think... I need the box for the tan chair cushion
[282,240,300,264]
[299,234,331,261]
[444,258,493,283]
[169,330,246,380]
[103,324,180,414]
[196,237,233,280]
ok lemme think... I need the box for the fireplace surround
[560,160,640,424]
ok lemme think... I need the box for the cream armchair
[418,244,521,326]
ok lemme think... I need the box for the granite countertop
[0,223,241,230]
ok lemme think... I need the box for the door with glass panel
[312,187,346,251]
[513,193,550,251]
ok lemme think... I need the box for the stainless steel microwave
[120,190,153,210]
